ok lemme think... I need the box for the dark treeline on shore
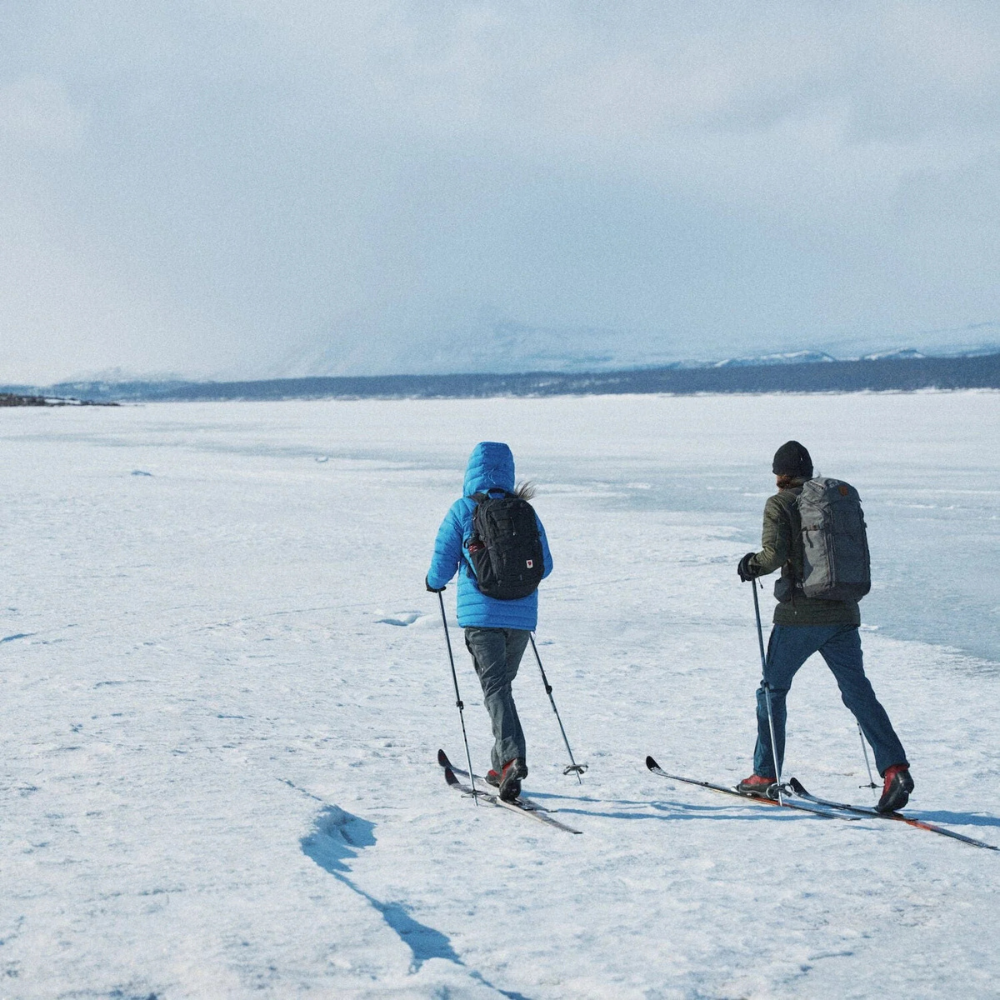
[5,352,1000,404]
[0,392,118,407]
[1,393,51,406]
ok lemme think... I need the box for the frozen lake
[2,392,999,999]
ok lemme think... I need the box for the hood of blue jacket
[463,441,515,496]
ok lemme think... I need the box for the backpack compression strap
[463,489,512,578]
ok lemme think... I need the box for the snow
[2,392,999,999]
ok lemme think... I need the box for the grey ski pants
[464,627,530,771]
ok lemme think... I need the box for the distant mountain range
[259,313,1000,380]
[265,328,1000,380]
[711,348,932,367]
[5,348,1000,403]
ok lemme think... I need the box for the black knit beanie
[772,440,813,478]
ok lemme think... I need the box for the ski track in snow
[1,393,999,999]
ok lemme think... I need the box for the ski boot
[877,764,913,813]
[737,774,777,798]
[499,758,528,802]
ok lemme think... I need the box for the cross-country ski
[443,765,583,834]
[437,748,554,812]
[788,778,999,851]
[645,756,855,821]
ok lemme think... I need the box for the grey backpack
[796,478,871,601]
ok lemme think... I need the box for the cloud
[0,76,86,150]
[2,1,1000,381]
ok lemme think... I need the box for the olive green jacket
[749,486,861,626]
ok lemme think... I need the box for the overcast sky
[3,1,1000,382]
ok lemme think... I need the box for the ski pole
[752,579,783,803]
[857,722,878,796]
[437,591,479,805]
[529,633,587,783]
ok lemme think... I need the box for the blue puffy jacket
[427,442,553,630]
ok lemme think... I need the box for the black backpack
[465,491,544,600]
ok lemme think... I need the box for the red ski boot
[737,774,777,797]
[499,758,528,802]
[877,764,913,813]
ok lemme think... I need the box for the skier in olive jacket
[736,441,913,813]
[426,442,553,802]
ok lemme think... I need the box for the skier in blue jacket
[426,442,553,801]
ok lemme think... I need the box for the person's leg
[752,625,822,778]
[464,627,524,772]
[491,629,531,800]
[818,625,908,775]
[501,628,530,762]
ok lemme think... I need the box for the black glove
[425,576,446,593]
[737,552,758,583]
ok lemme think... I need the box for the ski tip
[437,748,450,768]
[789,777,807,795]
[645,755,659,771]
[443,766,459,786]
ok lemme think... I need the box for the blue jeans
[753,624,908,779]
[464,627,530,771]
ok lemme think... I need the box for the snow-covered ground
[2,392,999,1000]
